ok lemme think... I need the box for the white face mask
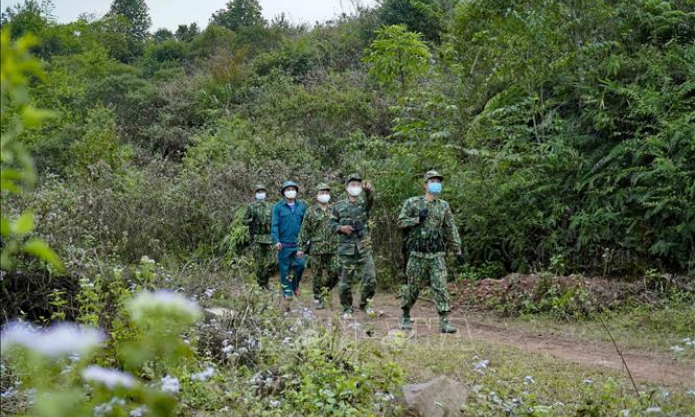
[255,192,266,201]
[347,186,362,197]
[284,190,297,199]
[317,194,330,204]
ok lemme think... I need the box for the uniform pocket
[338,243,356,256]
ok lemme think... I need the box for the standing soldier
[397,171,463,333]
[271,181,307,298]
[298,183,340,310]
[329,173,376,318]
[243,184,274,290]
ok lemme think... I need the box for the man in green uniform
[397,171,463,333]
[329,173,376,318]
[298,183,340,310]
[242,184,275,289]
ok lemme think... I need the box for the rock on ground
[401,375,467,417]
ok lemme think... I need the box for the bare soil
[287,282,694,388]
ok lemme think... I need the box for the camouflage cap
[254,183,267,192]
[345,173,362,184]
[316,182,331,192]
[279,180,300,194]
[424,170,444,182]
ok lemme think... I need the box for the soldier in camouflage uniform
[298,183,340,310]
[397,171,463,333]
[242,184,275,289]
[329,173,376,318]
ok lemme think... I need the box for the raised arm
[363,188,374,213]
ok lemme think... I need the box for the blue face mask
[427,182,442,194]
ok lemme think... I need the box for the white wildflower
[140,256,156,264]
[130,406,148,417]
[645,407,662,414]
[375,392,395,402]
[127,290,202,324]
[94,402,112,416]
[524,375,535,384]
[473,359,490,372]
[670,345,684,353]
[584,379,594,385]
[160,375,180,394]
[222,345,234,354]
[204,288,215,298]
[620,410,630,417]
[270,400,281,408]
[94,397,125,417]
[82,366,136,389]
[1,388,16,399]
[1,321,105,358]
[488,391,502,404]
[250,372,263,385]
[191,366,215,381]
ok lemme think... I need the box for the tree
[210,0,266,31]
[1,28,62,271]
[108,0,151,42]
[363,24,431,93]
[378,0,443,43]
[175,22,199,42]
[1,0,54,39]
[153,27,173,42]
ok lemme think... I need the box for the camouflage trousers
[338,251,376,312]
[252,243,275,288]
[401,253,450,316]
[309,253,340,301]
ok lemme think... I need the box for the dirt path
[288,288,694,388]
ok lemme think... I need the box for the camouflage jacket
[243,201,273,245]
[298,203,338,255]
[329,191,374,257]
[397,196,461,257]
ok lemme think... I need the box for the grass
[462,295,695,364]
[389,336,695,416]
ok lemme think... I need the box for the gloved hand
[456,253,466,267]
[418,209,429,222]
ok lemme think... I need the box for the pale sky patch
[45,0,378,31]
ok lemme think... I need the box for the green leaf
[20,106,59,128]
[0,217,10,236]
[24,238,64,271]
[12,211,34,235]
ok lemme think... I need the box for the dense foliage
[1,1,694,415]
[1,0,693,309]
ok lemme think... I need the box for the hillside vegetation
[1,0,694,416]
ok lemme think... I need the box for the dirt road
[287,289,694,388]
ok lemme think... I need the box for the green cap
[345,173,362,184]
[424,170,443,182]
[316,182,331,192]
[254,183,267,192]
[280,180,300,194]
